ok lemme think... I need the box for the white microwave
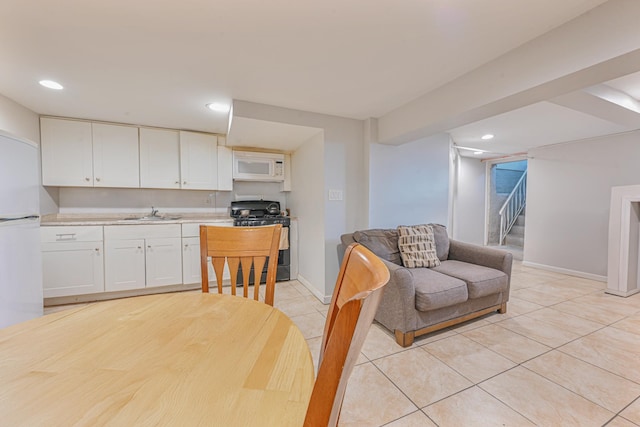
[232,151,285,182]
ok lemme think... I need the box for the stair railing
[498,170,527,245]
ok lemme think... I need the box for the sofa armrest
[338,233,357,266]
[448,239,513,279]
[374,258,418,335]
[381,259,416,298]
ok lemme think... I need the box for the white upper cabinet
[217,145,233,191]
[92,123,139,188]
[41,118,139,188]
[41,118,94,186]
[282,153,292,192]
[139,128,180,189]
[41,117,228,190]
[179,131,218,190]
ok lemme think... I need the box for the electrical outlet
[328,189,343,201]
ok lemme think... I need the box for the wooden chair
[304,243,390,427]
[199,224,282,306]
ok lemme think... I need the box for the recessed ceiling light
[206,103,230,113]
[473,151,483,155]
[39,80,63,90]
[481,134,494,140]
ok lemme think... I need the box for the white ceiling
[1,0,638,156]
[448,92,638,159]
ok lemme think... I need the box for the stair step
[510,225,525,237]
[505,234,524,247]
[515,215,526,226]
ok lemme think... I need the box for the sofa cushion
[432,260,508,299]
[430,224,450,261]
[353,229,402,265]
[411,268,468,311]
[397,225,441,268]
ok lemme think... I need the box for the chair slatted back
[304,243,390,427]
[199,224,282,306]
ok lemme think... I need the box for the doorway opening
[486,158,527,260]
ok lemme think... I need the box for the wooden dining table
[0,292,315,426]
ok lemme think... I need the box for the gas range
[229,200,291,282]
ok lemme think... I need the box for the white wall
[369,134,451,229]
[452,155,486,244]
[57,181,286,214]
[526,130,640,278]
[288,133,325,298]
[0,94,39,143]
[0,94,58,214]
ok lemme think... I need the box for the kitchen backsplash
[56,181,287,214]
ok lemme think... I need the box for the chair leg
[394,330,414,347]
[498,302,507,314]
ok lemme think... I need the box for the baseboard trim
[605,287,640,297]
[45,283,201,306]
[297,274,331,304]
[521,261,607,282]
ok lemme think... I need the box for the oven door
[235,225,290,284]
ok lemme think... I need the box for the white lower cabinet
[104,239,146,291]
[182,236,202,285]
[145,237,183,287]
[42,222,237,298]
[104,225,182,291]
[41,226,104,297]
[181,222,233,285]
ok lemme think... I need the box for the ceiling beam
[376,0,640,145]
[551,86,640,128]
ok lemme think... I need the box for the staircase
[504,212,525,248]
[497,168,526,260]
[498,170,527,244]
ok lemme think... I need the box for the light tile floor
[288,261,640,427]
[45,261,640,426]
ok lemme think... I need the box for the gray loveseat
[339,224,512,346]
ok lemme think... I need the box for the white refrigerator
[0,130,43,328]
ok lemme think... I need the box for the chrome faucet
[150,206,159,217]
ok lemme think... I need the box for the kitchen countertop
[41,213,234,226]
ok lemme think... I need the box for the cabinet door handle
[95,248,100,253]
[184,244,189,248]
[137,246,142,250]
[147,245,152,249]
[95,177,101,182]
[55,233,76,241]
[183,181,187,185]
[85,177,90,182]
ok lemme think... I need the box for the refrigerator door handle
[0,215,40,223]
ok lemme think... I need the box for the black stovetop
[230,200,281,218]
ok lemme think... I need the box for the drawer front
[41,226,103,243]
[182,221,234,237]
[104,224,181,240]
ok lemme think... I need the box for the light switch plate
[328,189,343,201]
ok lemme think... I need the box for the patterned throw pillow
[397,225,441,268]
